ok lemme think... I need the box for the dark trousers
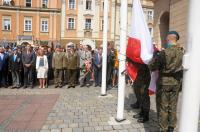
[54,69,63,86]
[63,69,69,85]
[12,71,21,87]
[24,67,33,87]
[0,70,6,87]
[134,82,150,117]
[156,85,180,131]
[68,69,77,87]
[47,68,54,85]
[94,68,102,86]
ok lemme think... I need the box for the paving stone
[40,130,51,132]
[78,123,88,127]
[83,127,95,132]
[69,123,78,128]
[51,129,61,132]
[72,128,83,132]
[62,128,72,132]
[103,126,113,131]
[94,126,104,131]
[113,125,123,130]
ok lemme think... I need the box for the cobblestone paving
[0,86,199,132]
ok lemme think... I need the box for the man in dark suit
[93,47,102,87]
[0,47,8,88]
[22,44,36,88]
[9,47,22,88]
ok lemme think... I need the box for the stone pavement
[0,85,198,132]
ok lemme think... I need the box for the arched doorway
[159,12,169,47]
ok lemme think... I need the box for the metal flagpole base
[115,118,126,122]
[108,117,131,125]
[100,94,107,96]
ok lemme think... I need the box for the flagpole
[179,0,200,131]
[115,0,127,121]
[101,0,108,96]
[61,0,66,38]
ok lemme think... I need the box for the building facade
[60,0,154,48]
[153,0,188,48]
[0,0,61,46]
[114,0,154,47]
[0,0,154,48]
[60,0,115,48]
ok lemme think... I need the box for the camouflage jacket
[148,46,184,86]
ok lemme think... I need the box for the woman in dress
[36,48,48,88]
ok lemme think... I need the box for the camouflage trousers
[54,69,63,87]
[156,85,180,132]
[134,82,150,114]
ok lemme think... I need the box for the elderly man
[52,45,65,88]
[22,44,36,88]
[149,31,183,132]
[9,47,22,88]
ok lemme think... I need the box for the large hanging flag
[126,0,153,81]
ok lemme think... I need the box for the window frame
[40,18,49,32]
[85,18,91,30]
[2,16,11,31]
[2,0,11,6]
[67,17,75,30]
[24,17,32,32]
[147,10,154,20]
[42,0,48,8]
[25,0,32,7]
[68,0,76,9]
[86,0,92,10]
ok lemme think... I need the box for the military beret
[168,31,180,40]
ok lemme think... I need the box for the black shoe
[31,85,34,88]
[95,84,98,87]
[133,113,143,119]
[59,85,62,88]
[23,86,27,89]
[68,86,71,89]
[55,85,58,88]
[130,102,140,109]
[168,127,174,132]
[72,86,75,88]
[80,84,85,87]
[137,117,149,123]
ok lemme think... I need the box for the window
[42,0,48,8]
[147,10,153,20]
[86,0,92,10]
[41,19,48,32]
[68,0,75,9]
[68,18,75,29]
[24,18,32,31]
[2,17,11,31]
[149,27,153,36]
[3,0,11,6]
[25,0,31,7]
[85,19,91,29]
[101,20,104,31]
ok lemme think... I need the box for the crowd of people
[0,31,183,132]
[0,42,121,89]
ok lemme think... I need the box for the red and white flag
[126,0,157,94]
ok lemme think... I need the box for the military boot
[137,111,149,123]
[167,127,174,132]
[133,112,143,119]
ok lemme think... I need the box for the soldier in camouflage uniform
[149,31,183,132]
[131,61,151,123]
[52,45,65,88]
[67,44,79,88]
